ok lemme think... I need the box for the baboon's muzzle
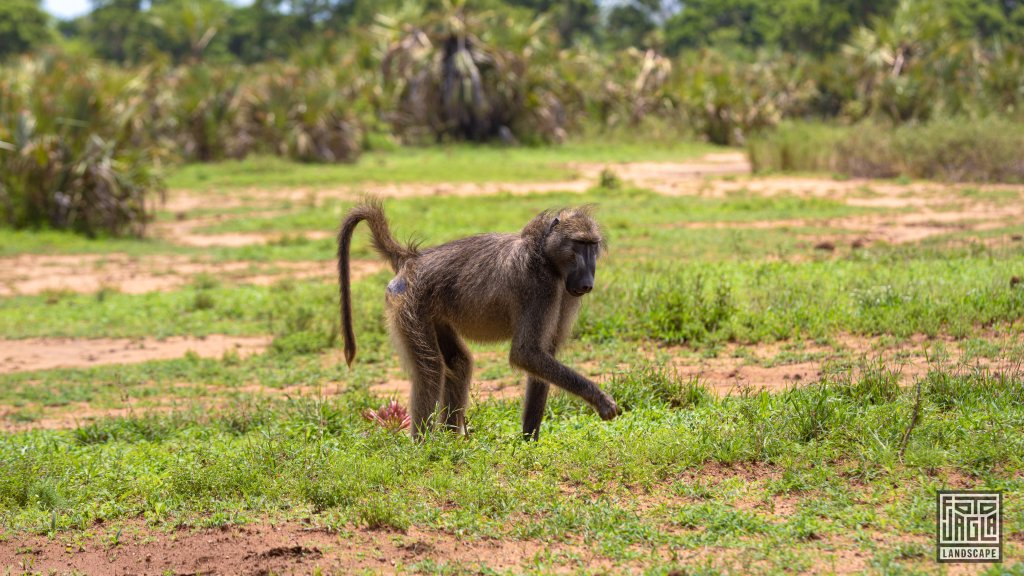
[566,243,598,297]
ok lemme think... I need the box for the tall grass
[748,118,1024,182]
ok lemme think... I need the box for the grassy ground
[167,139,720,191]
[1,142,1023,574]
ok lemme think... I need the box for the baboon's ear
[548,217,559,234]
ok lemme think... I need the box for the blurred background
[2,0,1024,236]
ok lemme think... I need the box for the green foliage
[642,272,736,345]
[606,364,711,411]
[0,0,52,59]
[0,55,164,236]
[750,118,1024,181]
[4,0,1024,237]
[374,3,572,144]
[246,64,364,162]
[0,368,1021,537]
[669,51,817,145]
[663,0,900,55]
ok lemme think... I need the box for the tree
[0,0,51,59]
[945,0,1024,41]
[504,0,600,45]
[224,0,304,62]
[663,0,758,52]
[75,0,157,63]
[662,0,900,55]
[608,0,675,49]
[148,0,233,63]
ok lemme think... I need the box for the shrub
[749,118,1024,182]
[643,272,735,345]
[375,6,572,145]
[0,55,164,236]
[606,364,710,411]
[669,51,817,145]
[246,65,363,163]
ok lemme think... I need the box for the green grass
[0,228,183,257]
[3,240,1021,346]
[0,368,1021,571]
[197,188,873,236]
[3,141,1024,573]
[166,140,722,191]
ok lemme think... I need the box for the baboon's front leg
[522,376,549,440]
[437,325,472,434]
[510,332,618,421]
[511,347,618,420]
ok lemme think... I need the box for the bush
[246,65,363,163]
[376,6,572,145]
[0,55,164,236]
[747,122,845,173]
[669,51,817,145]
[749,118,1024,182]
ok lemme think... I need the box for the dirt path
[676,202,1024,245]
[0,254,384,296]
[0,518,853,576]
[152,215,337,248]
[157,153,1024,250]
[0,335,271,374]
[159,153,752,221]
[4,332,1020,431]
[0,521,668,575]
[1,491,993,576]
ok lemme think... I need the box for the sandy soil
[0,254,383,296]
[5,332,1020,431]
[159,151,1024,214]
[0,335,271,374]
[0,521,680,576]
[0,497,996,575]
[677,202,1024,245]
[156,153,1024,252]
[159,153,750,218]
[155,218,337,248]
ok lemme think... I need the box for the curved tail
[337,198,415,366]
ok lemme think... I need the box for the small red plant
[362,399,411,432]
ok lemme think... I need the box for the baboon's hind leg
[393,314,445,439]
[438,325,472,434]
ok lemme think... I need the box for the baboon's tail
[337,198,415,366]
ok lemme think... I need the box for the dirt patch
[152,211,338,248]
[645,333,1020,395]
[573,152,751,193]
[340,332,1022,406]
[0,521,638,576]
[159,155,1024,256]
[676,202,1024,245]
[0,254,383,296]
[0,517,906,576]
[159,152,753,217]
[0,335,270,374]
[0,403,188,433]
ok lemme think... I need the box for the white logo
[937,490,1001,563]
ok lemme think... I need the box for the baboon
[337,198,620,439]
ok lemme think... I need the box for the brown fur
[338,199,619,439]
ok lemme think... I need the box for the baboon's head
[539,206,605,297]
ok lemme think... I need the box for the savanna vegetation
[3,0,1024,235]
[1,0,1023,574]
